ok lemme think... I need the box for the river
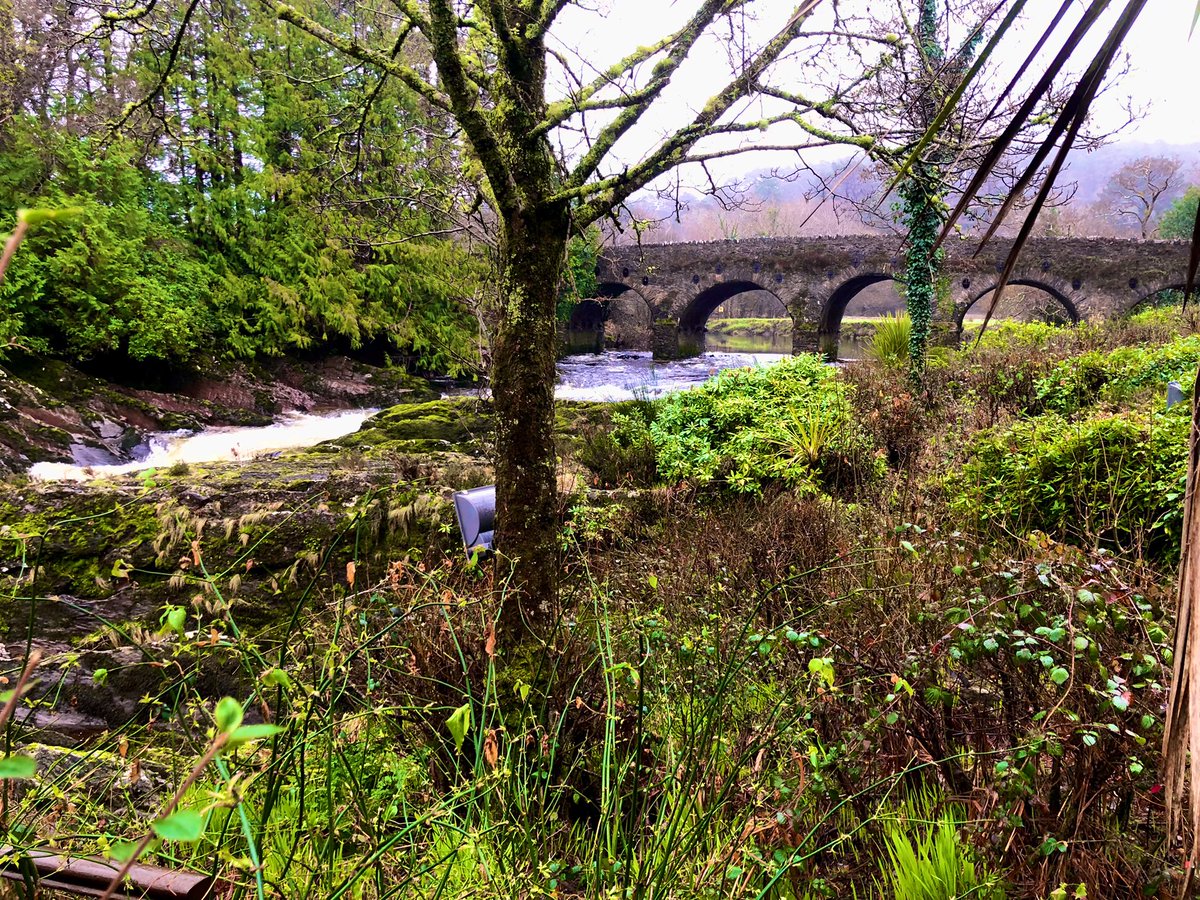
[552,349,788,401]
[29,346,805,480]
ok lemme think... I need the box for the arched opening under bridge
[958,280,1080,341]
[818,274,903,361]
[677,280,790,356]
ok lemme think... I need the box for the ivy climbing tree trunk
[901,0,948,385]
[901,166,944,383]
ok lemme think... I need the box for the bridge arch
[817,273,901,359]
[1126,283,1190,315]
[677,280,788,332]
[956,279,1080,333]
[589,281,654,351]
[567,299,606,331]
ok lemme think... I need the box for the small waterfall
[29,409,375,482]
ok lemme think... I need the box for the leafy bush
[576,403,660,488]
[967,320,1073,350]
[945,406,1188,562]
[1033,334,1200,415]
[646,355,880,494]
[0,120,482,374]
[867,312,912,367]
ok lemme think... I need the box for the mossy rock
[313,398,494,456]
[0,453,470,639]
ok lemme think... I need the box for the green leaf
[446,703,472,753]
[261,668,293,691]
[92,668,108,687]
[163,606,187,636]
[0,755,36,779]
[646,573,658,590]
[17,207,84,226]
[152,808,206,842]
[808,657,835,688]
[215,697,244,734]
[1050,666,1070,686]
[227,724,282,747]
[109,841,140,863]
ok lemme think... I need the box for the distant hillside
[618,140,1200,244]
[1059,140,1200,203]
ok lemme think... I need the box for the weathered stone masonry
[595,236,1192,358]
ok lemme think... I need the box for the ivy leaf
[1050,667,1070,686]
[152,809,206,842]
[446,703,472,753]
[0,755,36,779]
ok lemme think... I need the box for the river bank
[0,353,443,475]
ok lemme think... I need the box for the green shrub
[867,312,912,367]
[577,403,659,488]
[646,355,880,494]
[1033,334,1200,415]
[945,406,1188,561]
[967,320,1072,350]
[0,120,482,374]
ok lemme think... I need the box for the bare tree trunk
[491,204,570,631]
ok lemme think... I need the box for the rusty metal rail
[0,848,216,899]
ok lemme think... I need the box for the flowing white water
[29,409,375,482]
[552,350,788,401]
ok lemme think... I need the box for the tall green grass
[866,313,911,367]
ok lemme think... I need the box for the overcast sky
[546,0,1200,185]
[1089,2,1200,146]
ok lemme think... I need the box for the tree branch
[569,0,827,226]
[425,0,519,216]
[272,2,449,111]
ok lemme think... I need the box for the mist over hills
[620,140,1200,244]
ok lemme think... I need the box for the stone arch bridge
[591,236,1191,358]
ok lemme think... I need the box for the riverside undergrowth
[2,310,1197,898]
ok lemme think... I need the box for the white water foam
[29,409,375,482]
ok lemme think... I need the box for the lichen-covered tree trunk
[491,204,570,630]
